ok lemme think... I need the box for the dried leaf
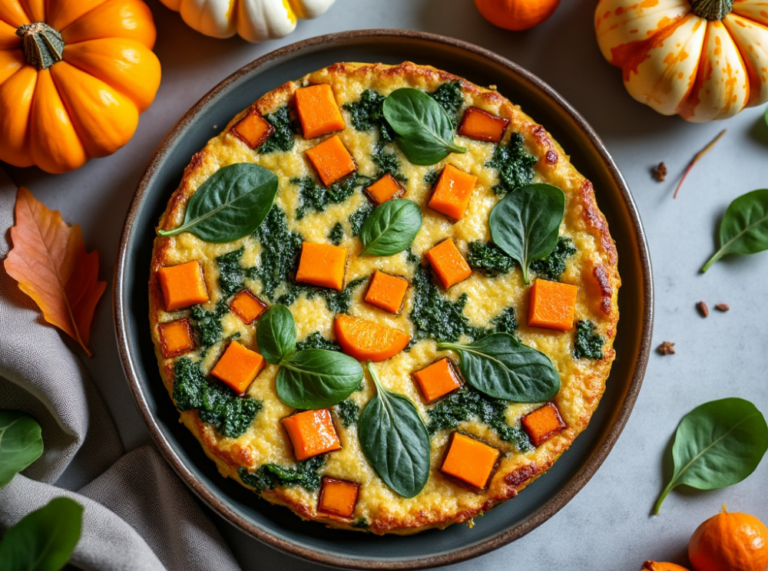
[3,188,105,356]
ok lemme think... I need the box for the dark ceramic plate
[114,29,653,570]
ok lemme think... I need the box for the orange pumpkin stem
[691,0,733,20]
[16,22,64,70]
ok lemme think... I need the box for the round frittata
[149,62,620,535]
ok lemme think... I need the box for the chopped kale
[351,518,370,530]
[428,81,464,127]
[342,89,394,143]
[335,398,360,428]
[172,358,262,438]
[296,332,341,352]
[485,133,538,195]
[190,300,229,348]
[405,247,420,266]
[349,202,375,236]
[410,265,478,343]
[251,207,303,301]
[278,276,367,314]
[216,247,246,298]
[259,105,297,154]
[371,143,406,182]
[530,237,577,281]
[238,455,325,493]
[490,306,518,335]
[424,169,439,187]
[328,222,344,245]
[427,385,532,452]
[467,242,514,277]
[292,174,370,220]
[574,320,604,360]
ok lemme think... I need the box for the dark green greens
[190,300,228,348]
[335,398,360,428]
[530,237,577,281]
[259,105,297,155]
[467,241,514,277]
[251,207,303,300]
[328,222,344,245]
[410,265,476,343]
[485,133,538,195]
[292,174,370,220]
[0,411,44,488]
[428,81,464,127]
[349,202,375,236]
[574,320,604,360]
[296,332,341,352]
[238,455,325,493]
[216,247,247,297]
[359,199,423,256]
[343,90,394,143]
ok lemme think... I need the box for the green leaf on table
[0,497,83,571]
[256,305,296,365]
[157,163,278,243]
[653,398,768,514]
[277,349,363,409]
[359,199,423,256]
[0,410,43,488]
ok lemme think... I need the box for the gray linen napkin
[0,168,240,571]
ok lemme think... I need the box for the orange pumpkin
[0,0,161,174]
[474,0,561,31]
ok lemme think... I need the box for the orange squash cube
[522,402,566,447]
[365,173,404,205]
[210,340,265,395]
[441,433,500,490]
[295,242,348,291]
[528,278,578,331]
[317,477,359,519]
[413,358,462,403]
[428,164,477,221]
[230,109,274,149]
[364,271,409,314]
[230,290,267,325]
[425,239,472,289]
[158,260,209,311]
[305,135,357,186]
[158,318,196,358]
[282,409,341,461]
[295,84,345,139]
[458,107,510,143]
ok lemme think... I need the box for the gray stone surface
[7,0,768,569]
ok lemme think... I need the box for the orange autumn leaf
[3,187,106,356]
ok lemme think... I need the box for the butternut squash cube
[365,173,404,205]
[528,278,578,331]
[158,260,209,311]
[441,433,500,490]
[364,270,409,314]
[305,135,356,186]
[295,242,348,291]
[522,402,566,447]
[295,84,345,139]
[158,318,196,358]
[413,358,462,403]
[210,340,265,395]
[425,239,472,289]
[318,477,359,519]
[230,109,274,149]
[458,107,510,143]
[282,409,341,461]
[428,164,477,221]
[230,290,267,325]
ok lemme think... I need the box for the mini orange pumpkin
[689,508,768,571]
[0,0,161,174]
[474,0,561,31]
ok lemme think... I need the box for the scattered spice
[715,303,730,312]
[658,341,676,355]
[674,129,726,199]
[652,162,667,182]
[697,301,709,318]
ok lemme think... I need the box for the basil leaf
[256,305,296,365]
[701,188,768,272]
[0,497,83,570]
[359,199,423,256]
[0,411,43,488]
[158,163,278,243]
[383,88,467,166]
[438,333,560,402]
[653,398,768,514]
[277,349,363,409]
[489,183,565,285]
[359,362,430,498]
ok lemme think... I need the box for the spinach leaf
[0,411,43,488]
[158,163,278,243]
[359,199,423,256]
[0,497,82,571]
[701,188,768,272]
[654,398,768,514]
[489,184,565,284]
[438,334,560,402]
[359,362,430,498]
[277,349,363,409]
[256,305,296,365]
[383,88,467,166]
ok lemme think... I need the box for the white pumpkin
[160,0,337,43]
[595,0,768,122]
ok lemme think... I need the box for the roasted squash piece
[413,358,462,403]
[425,239,472,289]
[230,290,267,325]
[282,409,341,461]
[295,84,345,139]
[428,164,477,221]
[210,340,265,395]
[522,402,566,446]
[305,135,357,186]
[295,242,348,291]
[158,318,196,358]
[334,315,410,362]
[528,278,578,331]
[157,260,209,311]
[441,432,500,490]
[230,109,274,149]
[318,477,359,519]
[458,107,510,143]
[364,270,409,314]
[365,173,404,205]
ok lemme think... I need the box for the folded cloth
[0,168,240,571]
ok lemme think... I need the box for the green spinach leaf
[277,349,363,409]
[256,305,296,365]
[359,199,423,256]
[0,411,43,488]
